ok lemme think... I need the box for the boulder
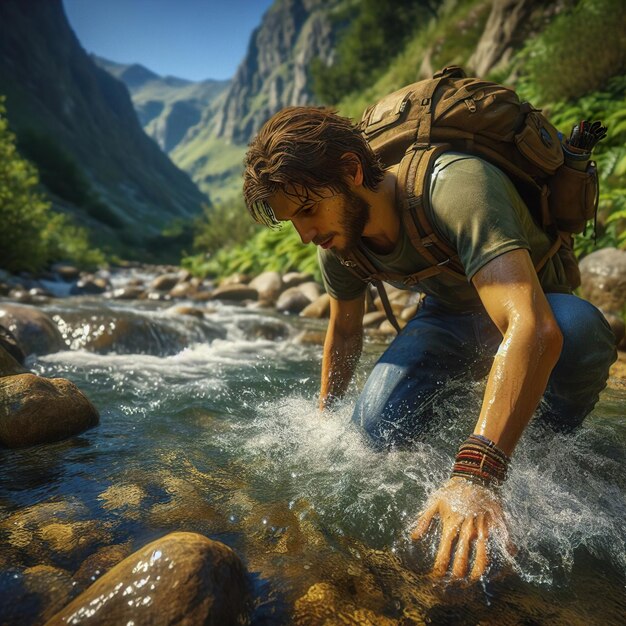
[602,311,625,349]
[236,317,290,341]
[51,263,80,282]
[298,281,322,302]
[105,286,145,300]
[45,532,251,626]
[283,271,314,289]
[276,287,313,314]
[294,330,326,346]
[362,311,387,328]
[1,565,75,626]
[71,275,110,295]
[165,305,205,319]
[73,542,133,589]
[168,282,197,299]
[580,247,626,314]
[150,273,180,292]
[219,272,251,286]
[0,304,65,356]
[0,374,99,448]
[300,293,331,318]
[249,271,283,302]
[210,284,258,302]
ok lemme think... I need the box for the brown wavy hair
[243,106,384,226]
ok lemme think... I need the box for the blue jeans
[352,294,617,447]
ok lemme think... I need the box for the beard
[336,188,370,254]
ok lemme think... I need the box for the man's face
[268,186,370,255]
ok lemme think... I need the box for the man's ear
[340,152,364,186]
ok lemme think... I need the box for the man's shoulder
[431,151,509,183]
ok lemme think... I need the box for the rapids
[0,285,624,624]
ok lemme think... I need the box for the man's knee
[548,294,617,378]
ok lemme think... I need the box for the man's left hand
[411,477,512,580]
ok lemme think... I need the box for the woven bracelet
[451,434,510,487]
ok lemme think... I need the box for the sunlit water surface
[0,295,625,624]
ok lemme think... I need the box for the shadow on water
[0,300,624,624]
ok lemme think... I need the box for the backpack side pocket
[548,161,599,233]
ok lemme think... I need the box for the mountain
[166,0,344,203]
[93,56,230,154]
[0,0,208,259]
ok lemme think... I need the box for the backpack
[336,66,598,329]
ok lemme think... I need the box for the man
[243,106,616,580]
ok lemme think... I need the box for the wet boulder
[70,274,111,295]
[300,293,331,318]
[150,272,181,292]
[105,286,146,300]
[45,532,251,626]
[276,287,313,314]
[580,247,626,314]
[210,284,258,303]
[283,271,314,289]
[0,304,65,356]
[0,374,99,448]
[249,271,283,302]
[236,317,291,341]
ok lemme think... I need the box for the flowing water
[1,283,625,624]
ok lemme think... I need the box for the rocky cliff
[210,0,343,144]
[0,0,208,257]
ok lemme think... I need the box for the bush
[311,0,438,104]
[519,0,626,103]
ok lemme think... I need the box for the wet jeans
[352,293,617,446]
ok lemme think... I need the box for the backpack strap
[397,144,467,282]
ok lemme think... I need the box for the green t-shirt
[319,152,570,311]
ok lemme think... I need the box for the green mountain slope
[93,56,230,154]
[0,0,209,260]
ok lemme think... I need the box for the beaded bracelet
[451,434,511,487]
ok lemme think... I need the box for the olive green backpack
[337,66,598,329]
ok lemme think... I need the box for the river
[1,282,625,624]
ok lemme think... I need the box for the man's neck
[360,167,400,254]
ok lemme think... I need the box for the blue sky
[63,0,275,81]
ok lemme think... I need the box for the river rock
[580,247,626,314]
[168,281,196,299]
[71,275,110,295]
[0,304,65,356]
[150,273,181,292]
[249,271,283,302]
[73,542,133,589]
[276,287,313,314]
[293,582,398,626]
[45,532,251,626]
[283,271,314,289]
[378,319,406,334]
[236,317,291,341]
[0,373,99,448]
[2,565,75,626]
[362,311,387,328]
[210,284,258,302]
[220,272,251,286]
[294,330,326,346]
[165,305,205,319]
[300,293,331,318]
[51,263,80,282]
[105,286,146,300]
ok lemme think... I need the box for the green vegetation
[18,129,123,229]
[187,0,625,281]
[183,222,320,282]
[0,98,105,273]
[311,0,439,105]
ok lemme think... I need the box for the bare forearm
[474,320,562,456]
[319,330,362,410]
